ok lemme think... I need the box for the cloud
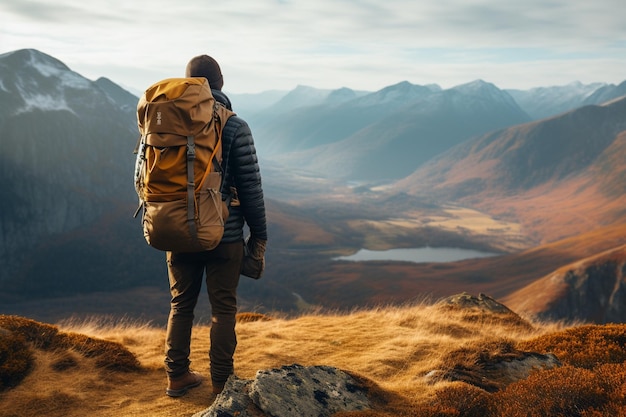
[1,0,624,93]
[1,0,133,26]
[1,0,86,23]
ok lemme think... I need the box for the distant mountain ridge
[241,80,620,126]
[263,80,531,181]
[397,95,626,199]
[94,76,140,114]
[244,78,624,182]
[506,81,608,120]
[583,80,626,106]
[0,48,161,298]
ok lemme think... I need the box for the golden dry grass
[2,304,624,417]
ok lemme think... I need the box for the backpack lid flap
[144,77,204,101]
[138,78,215,137]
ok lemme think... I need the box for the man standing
[164,54,267,397]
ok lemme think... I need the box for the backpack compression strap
[186,120,224,243]
[186,135,198,242]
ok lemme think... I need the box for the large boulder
[194,364,370,417]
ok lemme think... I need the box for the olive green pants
[164,241,243,385]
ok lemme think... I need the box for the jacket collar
[212,89,232,111]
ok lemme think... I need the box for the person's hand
[241,236,267,279]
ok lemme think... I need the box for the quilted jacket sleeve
[221,116,267,242]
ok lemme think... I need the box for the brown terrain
[3,300,626,417]
[268,97,626,322]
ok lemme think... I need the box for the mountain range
[255,80,532,181]
[238,77,626,182]
[0,49,163,300]
[1,48,626,324]
[506,81,616,119]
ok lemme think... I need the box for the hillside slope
[3,302,626,416]
[503,244,626,323]
[396,96,626,243]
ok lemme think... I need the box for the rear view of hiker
[138,54,268,397]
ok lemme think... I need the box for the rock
[251,364,370,417]
[193,364,371,417]
[439,292,516,314]
[193,377,257,417]
[437,292,534,329]
[424,342,562,392]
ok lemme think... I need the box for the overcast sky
[1,0,624,94]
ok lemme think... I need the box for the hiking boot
[166,371,203,397]
[212,381,226,394]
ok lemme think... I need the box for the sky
[1,0,625,95]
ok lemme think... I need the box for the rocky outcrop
[437,292,534,329]
[439,292,518,314]
[193,364,370,417]
[427,294,562,392]
[504,245,626,323]
[425,343,561,392]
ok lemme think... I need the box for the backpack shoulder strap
[197,103,235,189]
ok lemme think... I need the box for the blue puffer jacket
[213,90,267,243]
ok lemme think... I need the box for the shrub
[0,315,142,373]
[0,328,34,391]
[491,366,611,416]
[426,384,491,417]
[0,315,62,350]
[56,331,142,372]
[519,324,626,369]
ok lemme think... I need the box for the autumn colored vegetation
[1,303,626,417]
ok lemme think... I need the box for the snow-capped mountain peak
[1,49,95,114]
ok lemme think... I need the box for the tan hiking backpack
[134,77,235,252]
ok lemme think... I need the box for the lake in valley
[335,247,499,263]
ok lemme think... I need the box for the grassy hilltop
[2,300,626,417]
